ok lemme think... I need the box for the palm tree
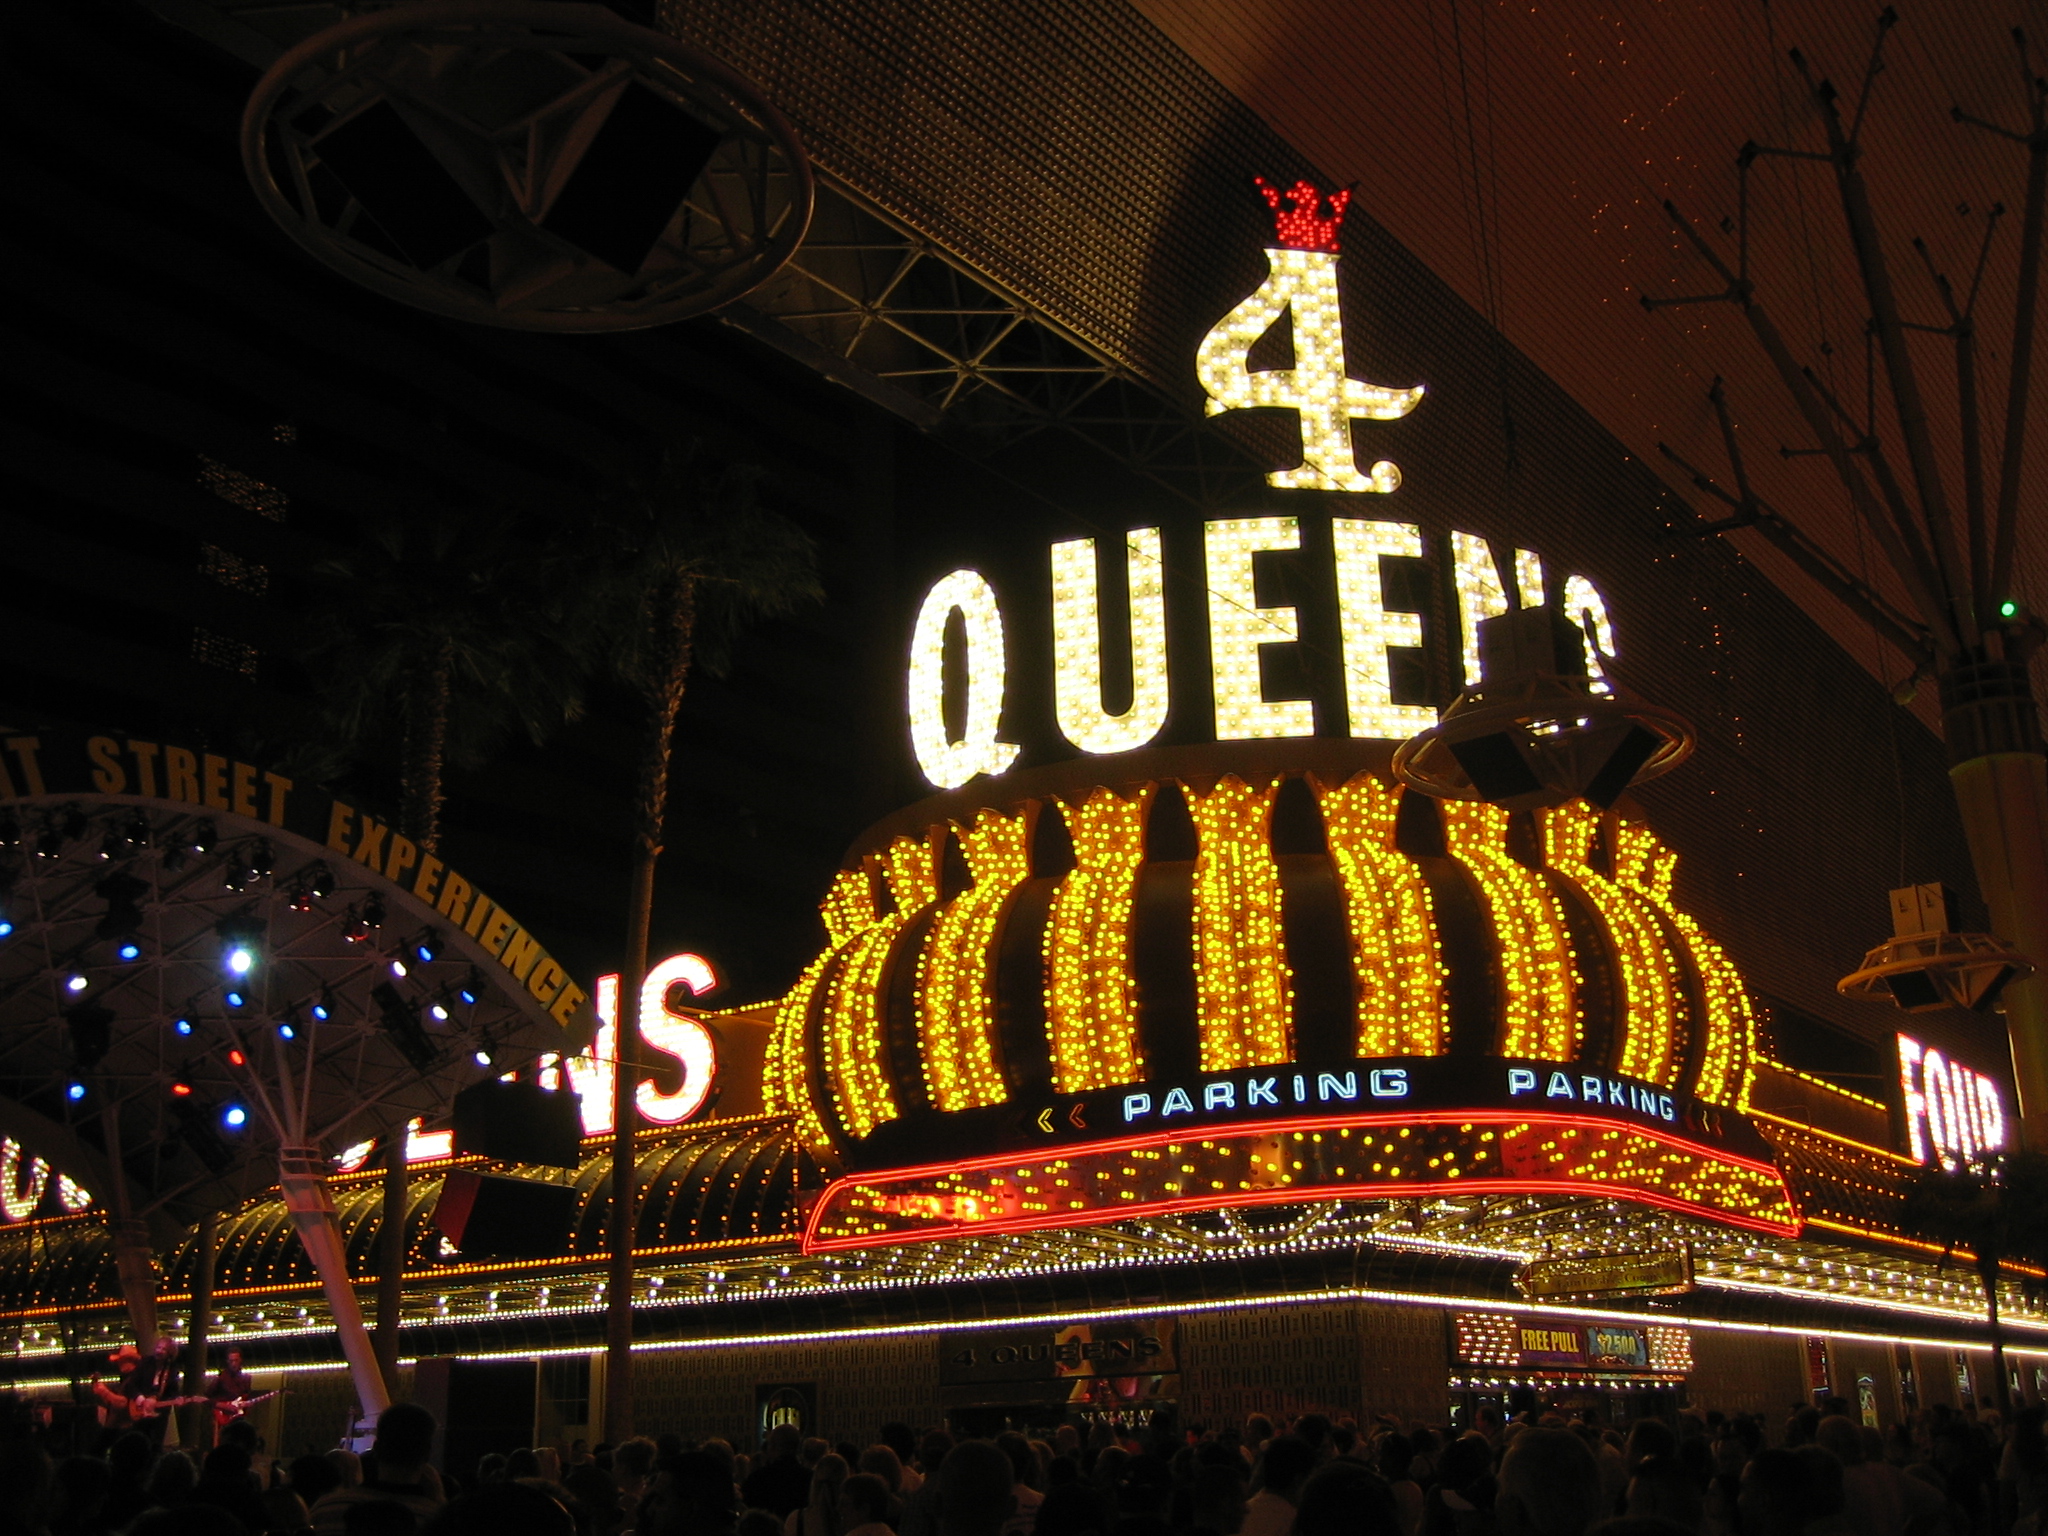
[595,435,822,1440]
[300,509,597,853]
[296,506,602,1390]
[1902,1150,2048,1418]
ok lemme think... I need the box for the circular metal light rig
[1838,883,2033,1014]
[241,2,815,331]
[1393,606,1695,812]
[0,740,589,1235]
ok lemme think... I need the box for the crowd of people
[0,1391,2037,1536]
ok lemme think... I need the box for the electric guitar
[212,1389,282,1428]
[90,1380,205,1424]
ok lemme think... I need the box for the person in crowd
[786,1453,850,1536]
[1239,1434,1316,1536]
[189,1444,267,1534]
[101,1433,159,1530]
[1623,1455,1702,1532]
[930,1440,1015,1536]
[422,1482,575,1536]
[1295,1459,1401,1536]
[745,1426,816,1521]
[839,1472,894,1536]
[995,1433,1043,1533]
[48,1455,113,1536]
[1496,1428,1605,1536]
[610,1437,656,1529]
[310,1404,444,1536]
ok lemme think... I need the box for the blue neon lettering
[1659,1094,1675,1121]
[1293,1074,1307,1103]
[1581,1076,1603,1101]
[1547,1073,1573,1098]
[1608,1080,1627,1106]
[1162,1087,1194,1116]
[1507,1068,1537,1096]
[1247,1077,1279,1106]
[1369,1069,1408,1098]
[1123,1094,1151,1123]
[1204,1081,1236,1111]
[1317,1072,1358,1102]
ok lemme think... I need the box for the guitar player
[205,1349,259,1428]
[91,1336,182,1439]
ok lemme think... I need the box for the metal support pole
[1942,661,2048,1146]
[375,1139,408,1390]
[279,1145,389,1424]
[181,1209,217,1450]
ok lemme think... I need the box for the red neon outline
[802,1110,1801,1251]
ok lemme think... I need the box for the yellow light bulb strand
[1441,801,1580,1061]
[1314,773,1448,1056]
[1189,776,1295,1071]
[917,811,1028,1111]
[1045,788,1152,1094]
[820,836,935,1139]
[1610,818,1748,1107]
[1541,803,1683,1086]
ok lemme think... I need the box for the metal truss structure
[144,0,1281,512]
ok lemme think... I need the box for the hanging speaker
[451,1077,584,1167]
[433,1169,577,1259]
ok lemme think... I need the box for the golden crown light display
[763,749,1797,1253]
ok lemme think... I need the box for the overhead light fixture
[187,819,216,855]
[117,943,141,962]
[64,971,89,994]
[122,811,150,849]
[310,992,333,1022]
[222,1105,247,1129]
[173,1015,195,1038]
[412,929,441,964]
[66,1082,85,1102]
[224,988,249,1010]
[1840,883,2033,1014]
[276,1021,296,1041]
[1394,606,1693,812]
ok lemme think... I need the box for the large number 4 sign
[1196,177,1423,493]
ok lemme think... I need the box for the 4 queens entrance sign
[0,730,590,1030]
[803,1055,1799,1253]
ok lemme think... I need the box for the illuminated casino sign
[0,1140,92,1225]
[1897,1034,2007,1169]
[1196,177,1419,494]
[907,519,1616,789]
[5,731,591,1030]
[769,176,1801,1257]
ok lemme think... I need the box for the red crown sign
[1255,176,1353,254]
